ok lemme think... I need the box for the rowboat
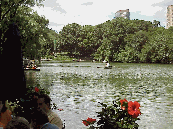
[104,66,112,69]
[77,59,85,62]
[24,67,40,71]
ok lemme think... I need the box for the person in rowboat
[27,60,33,68]
[105,61,110,67]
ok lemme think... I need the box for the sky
[31,0,173,33]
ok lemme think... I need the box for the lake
[25,61,173,129]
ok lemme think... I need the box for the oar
[97,66,104,68]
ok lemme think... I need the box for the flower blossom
[82,120,89,126]
[35,87,39,92]
[128,101,141,118]
[120,99,128,110]
[87,117,96,123]
[82,117,96,126]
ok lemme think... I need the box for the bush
[82,98,141,129]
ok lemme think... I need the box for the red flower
[58,109,63,111]
[82,120,89,126]
[120,99,128,110]
[82,117,96,126]
[128,101,141,118]
[33,95,38,99]
[35,87,39,92]
[87,117,96,123]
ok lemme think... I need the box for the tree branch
[10,3,19,19]
[1,0,26,21]
[1,2,15,21]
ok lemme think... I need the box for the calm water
[25,62,173,129]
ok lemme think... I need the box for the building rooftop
[114,9,130,19]
[116,9,129,13]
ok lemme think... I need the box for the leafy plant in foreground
[83,98,141,129]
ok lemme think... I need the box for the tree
[17,10,49,60]
[1,22,27,102]
[94,37,112,61]
[58,23,82,57]
[118,30,149,63]
[153,20,160,28]
[140,27,173,63]
[0,0,45,50]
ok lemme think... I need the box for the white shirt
[106,63,110,67]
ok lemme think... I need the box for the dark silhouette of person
[30,108,59,129]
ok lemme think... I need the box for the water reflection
[24,62,173,129]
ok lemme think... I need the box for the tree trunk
[0,23,27,102]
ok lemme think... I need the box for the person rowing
[105,61,110,67]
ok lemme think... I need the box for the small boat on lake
[77,59,85,62]
[104,66,112,69]
[24,67,40,71]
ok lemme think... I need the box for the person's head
[30,108,49,129]
[37,94,51,113]
[6,117,30,129]
[0,100,7,113]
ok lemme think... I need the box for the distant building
[167,5,173,29]
[114,9,130,19]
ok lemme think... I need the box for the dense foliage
[57,18,173,63]
[0,0,58,61]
